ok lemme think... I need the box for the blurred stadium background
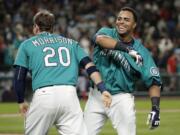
[0,0,180,134]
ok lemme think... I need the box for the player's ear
[33,24,40,35]
[132,22,137,29]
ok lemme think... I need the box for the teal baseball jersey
[93,27,162,94]
[14,32,88,91]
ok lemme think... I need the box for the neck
[39,31,48,34]
[120,34,133,43]
[35,31,50,35]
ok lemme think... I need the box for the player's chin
[118,31,128,37]
[116,28,127,35]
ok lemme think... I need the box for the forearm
[147,85,161,129]
[96,35,129,52]
[149,85,161,98]
[149,85,161,108]
[96,35,117,49]
[81,58,111,106]
[84,62,106,92]
[85,62,102,84]
[13,66,28,103]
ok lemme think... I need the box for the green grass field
[0,97,180,135]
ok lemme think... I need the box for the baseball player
[13,10,112,135]
[84,7,162,135]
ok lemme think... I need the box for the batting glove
[128,49,143,66]
[147,106,160,129]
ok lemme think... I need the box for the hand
[128,50,143,66]
[102,91,112,108]
[147,106,160,129]
[19,102,29,117]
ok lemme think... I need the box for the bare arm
[149,85,161,110]
[96,35,129,52]
[147,85,161,129]
[84,61,112,107]
[96,35,118,49]
[149,85,161,98]
[95,35,143,65]
[84,62,102,85]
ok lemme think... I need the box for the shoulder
[98,27,113,31]
[134,39,149,52]
[133,38,143,47]
[133,38,153,60]
[19,37,34,49]
[96,27,114,35]
[22,35,39,45]
[55,34,78,45]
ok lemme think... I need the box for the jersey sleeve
[14,42,29,68]
[140,47,162,88]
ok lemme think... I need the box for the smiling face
[116,10,137,38]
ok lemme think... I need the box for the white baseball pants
[84,89,136,135]
[25,85,88,135]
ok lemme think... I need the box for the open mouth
[118,26,126,31]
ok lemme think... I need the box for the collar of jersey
[37,32,51,36]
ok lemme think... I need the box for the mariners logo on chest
[100,49,130,72]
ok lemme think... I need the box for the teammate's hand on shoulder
[128,49,143,66]
[146,106,160,129]
[19,102,29,117]
[102,91,112,108]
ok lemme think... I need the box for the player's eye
[117,17,122,21]
[124,18,130,22]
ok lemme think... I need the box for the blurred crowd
[0,0,180,100]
